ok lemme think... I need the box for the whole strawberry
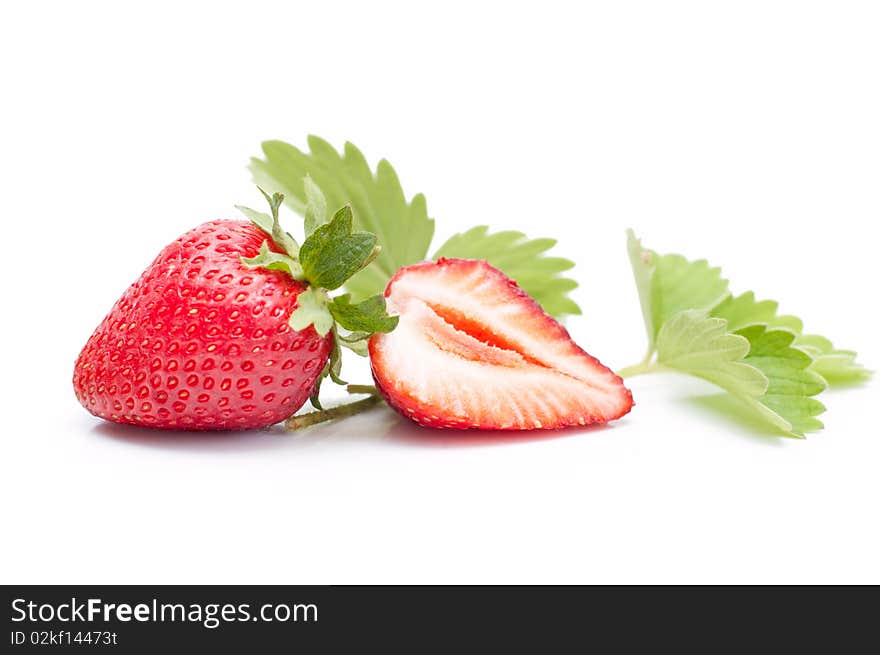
[74,189,397,430]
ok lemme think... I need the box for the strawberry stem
[284,395,382,430]
[346,384,378,395]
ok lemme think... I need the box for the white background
[1,1,878,584]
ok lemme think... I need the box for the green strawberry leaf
[656,310,768,399]
[433,226,580,318]
[328,294,399,334]
[298,205,380,291]
[249,136,435,299]
[712,292,871,386]
[734,324,827,437]
[626,229,658,349]
[249,136,582,318]
[795,334,872,384]
[303,174,327,237]
[627,230,729,352]
[624,233,867,437]
[655,311,825,438]
[711,292,802,332]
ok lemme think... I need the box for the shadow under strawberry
[90,421,293,454]
[379,414,621,449]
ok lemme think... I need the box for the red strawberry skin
[73,220,332,430]
[369,258,633,430]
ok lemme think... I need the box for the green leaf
[303,175,327,237]
[433,226,581,318]
[624,233,866,437]
[299,206,379,291]
[656,311,824,437]
[249,136,435,299]
[651,256,729,345]
[712,292,870,385]
[711,292,802,332]
[656,310,768,399]
[735,324,827,437]
[627,230,729,351]
[250,136,581,318]
[626,229,658,348]
[288,287,334,337]
[328,294,399,334]
[794,335,872,384]
[240,240,304,280]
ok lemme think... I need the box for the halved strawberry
[369,258,633,430]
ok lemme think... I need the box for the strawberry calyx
[236,186,398,410]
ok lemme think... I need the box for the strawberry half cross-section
[369,258,634,430]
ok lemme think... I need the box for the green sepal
[338,330,373,343]
[308,331,346,410]
[308,373,325,410]
[235,205,273,234]
[240,240,304,280]
[328,294,398,334]
[236,188,300,258]
[327,331,346,385]
[288,287,334,337]
[337,329,373,357]
[339,338,369,357]
[299,205,379,290]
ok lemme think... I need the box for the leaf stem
[617,349,660,379]
[617,361,662,378]
[285,395,383,431]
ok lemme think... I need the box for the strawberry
[369,258,633,430]
[74,190,397,430]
